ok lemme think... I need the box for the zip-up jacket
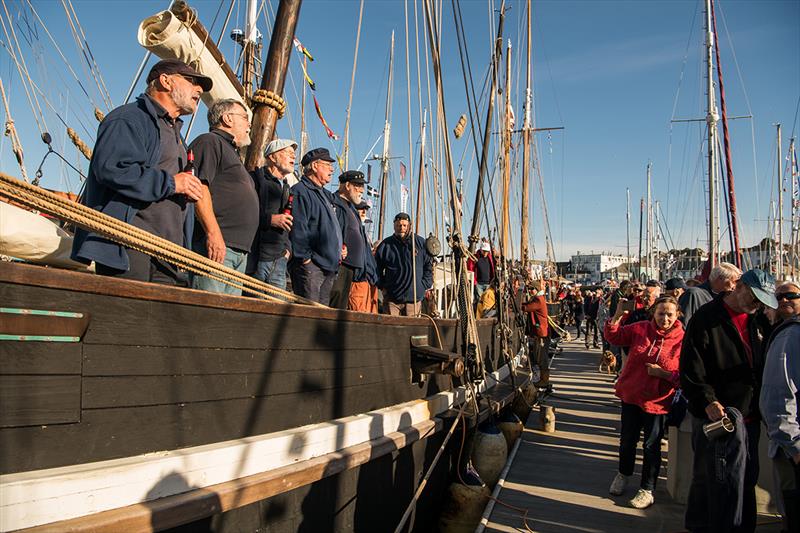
[375,233,433,303]
[760,316,800,460]
[680,295,772,421]
[605,318,684,414]
[288,176,342,273]
[72,95,180,270]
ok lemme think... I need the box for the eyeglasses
[226,112,250,123]
[776,292,800,301]
[176,74,202,86]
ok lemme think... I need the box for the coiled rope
[0,173,321,306]
[251,89,287,118]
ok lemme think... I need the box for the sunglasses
[776,292,800,301]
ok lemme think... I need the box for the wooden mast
[468,2,505,252]
[244,0,302,172]
[415,109,427,234]
[376,31,395,241]
[500,39,512,257]
[520,0,532,265]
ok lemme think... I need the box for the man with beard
[375,212,433,316]
[681,269,777,533]
[250,138,297,290]
[72,59,210,284]
[189,99,258,295]
[288,148,343,305]
[329,170,369,309]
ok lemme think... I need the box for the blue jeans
[191,247,248,295]
[253,255,288,290]
[618,402,665,490]
[290,260,336,305]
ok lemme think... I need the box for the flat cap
[355,201,370,210]
[339,170,365,185]
[394,212,410,222]
[265,139,297,157]
[301,148,335,166]
[147,59,213,92]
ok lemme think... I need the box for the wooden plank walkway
[482,338,782,533]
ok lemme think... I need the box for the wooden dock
[481,338,784,533]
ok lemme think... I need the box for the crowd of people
[71,59,433,315]
[548,264,799,532]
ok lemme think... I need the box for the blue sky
[0,0,797,261]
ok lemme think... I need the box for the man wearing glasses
[681,269,777,533]
[288,148,343,305]
[760,281,800,533]
[73,59,211,284]
[189,99,258,294]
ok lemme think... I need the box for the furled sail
[137,9,250,116]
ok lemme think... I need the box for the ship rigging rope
[61,0,112,111]
[0,173,323,306]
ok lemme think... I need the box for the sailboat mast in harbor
[776,123,784,278]
[520,0,533,265]
[376,31,395,241]
[500,39,512,257]
[704,0,720,266]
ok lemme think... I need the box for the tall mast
[341,0,365,169]
[241,0,260,97]
[790,137,797,279]
[500,39,512,257]
[638,198,644,280]
[704,0,719,265]
[415,109,427,234]
[646,161,652,279]
[245,0,303,171]
[376,31,395,241]
[626,188,631,275]
[468,2,505,252]
[299,55,308,159]
[520,0,532,265]
[777,123,783,279]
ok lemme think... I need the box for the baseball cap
[480,242,491,252]
[355,201,370,210]
[146,59,213,92]
[741,269,778,309]
[265,139,297,157]
[665,277,687,291]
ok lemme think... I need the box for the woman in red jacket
[603,295,684,510]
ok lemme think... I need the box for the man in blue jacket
[375,212,433,316]
[71,59,210,284]
[288,148,343,305]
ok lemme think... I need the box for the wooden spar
[342,0,365,169]
[376,31,395,241]
[415,109,427,234]
[468,3,505,252]
[501,39,512,257]
[240,0,259,96]
[244,0,302,172]
[520,0,532,264]
[170,2,245,98]
[299,56,308,158]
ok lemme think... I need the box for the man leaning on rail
[188,99,259,295]
[71,59,211,285]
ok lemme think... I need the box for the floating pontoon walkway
[481,338,783,533]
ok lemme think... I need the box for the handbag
[665,388,688,427]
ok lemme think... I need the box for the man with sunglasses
[188,99,258,294]
[681,269,777,533]
[72,59,212,284]
[760,281,800,532]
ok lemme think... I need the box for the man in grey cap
[72,59,211,284]
[681,269,777,532]
[249,138,297,290]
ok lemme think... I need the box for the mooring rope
[0,173,322,306]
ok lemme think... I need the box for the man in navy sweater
[288,148,343,305]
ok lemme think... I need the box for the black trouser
[328,264,355,310]
[289,260,336,306]
[573,315,583,338]
[685,417,760,533]
[618,402,665,491]
[95,248,186,286]
[774,452,800,533]
[584,317,599,347]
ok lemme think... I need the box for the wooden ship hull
[0,261,527,532]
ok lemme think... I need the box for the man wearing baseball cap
[73,59,212,284]
[681,269,777,532]
[249,138,297,290]
[288,148,343,305]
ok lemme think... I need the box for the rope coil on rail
[251,89,287,118]
[0,172,322,306]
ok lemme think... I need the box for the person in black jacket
[249,138,297,290]
[375,212,433,316]
[680,269,777,533]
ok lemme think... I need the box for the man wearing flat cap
[329,170,366,309]
[375,212,434,316]
[288,148,343,305]
[681,269,776,532]
[72,59,212,284]
[249,138,297,290]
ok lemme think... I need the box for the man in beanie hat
[72,59,212,284]
[249,138,297,289]
[681,269,777,532]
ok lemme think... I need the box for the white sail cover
[138,10,250,117]
[0,202,91,270]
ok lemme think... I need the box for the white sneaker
[629,488,654,509]
[608,472,629,495]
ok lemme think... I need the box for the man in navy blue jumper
[288,148,343,305]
